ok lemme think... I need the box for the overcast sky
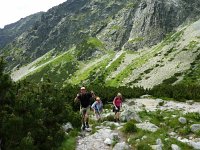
[0,0,67,28]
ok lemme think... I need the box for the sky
[0,0,67,28]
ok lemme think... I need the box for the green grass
[87,37,104,48]
[33,49,56,67]
[188,41,199,50]
[107,43,165,86]
[126,2,135,9]
[124,109,193,150]
[90,119,100,134]
[128,37,144,43]
[122,120,137,133]
[24,51,77,85]
[184,112,200,124]
[111,25,121,30]
[59,129,79,150]
[105,52,125,75]
[59,137,76,150]
[181,49,200,84]
[106,29,185,87]
[164,30,184,43]
[68,52,114,85]
[23,28,188,87]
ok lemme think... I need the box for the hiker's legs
[95,112,101,120]
[85,113,89,123]
[81,108,87,130]
[95,112,98,120]
[85,107,90,128]
[114,107,120,121]
[117,112,120,121]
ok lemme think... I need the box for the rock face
[123,0,196,50]
[0,12,43,49]
[1,0,200,70]
[190,124,200,133]
[120,109,142,122]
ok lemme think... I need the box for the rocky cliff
[1,0,200,70]
[0,12,43,49]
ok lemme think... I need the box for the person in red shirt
[113,93,123,122]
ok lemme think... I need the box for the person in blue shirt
[91,96,103,121]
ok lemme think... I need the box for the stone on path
[136,121,159,132]
[171,144,181,150]
[113,142,131,150]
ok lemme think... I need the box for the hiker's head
[117,93,122,97]
[80,86,86,94]
[96,96,100,102]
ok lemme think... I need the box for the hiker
[113,93,123,122]
[91,96,103,121]
[90,90,96,107]
[74,86,95,130]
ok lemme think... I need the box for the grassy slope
[24,51,78,84]
[18,22,200,88]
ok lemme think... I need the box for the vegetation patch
[111,25,121,30]
[59,130,79,150]
[68,54,113,85]
[122,120,137,133]
[107,41,167,86]
[164,30,184,43]
[128,37,144,44]
[25,52,77,86]
[75,37,105,61]
[34,49,56,67]
[124,110,194,149]
[180,52,200,84]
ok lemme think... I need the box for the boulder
[151,145,162,150]
[62,122,73,132]
[113,142,131,150]
[136,122,159,132]
[110,133,120,140]
[190,124,200,133]
[104,138,112,145]
[171,144,181,150]
[178,117,187,124]
[186,100,194,105]
[140,95,152,98]
[121,109,142,122]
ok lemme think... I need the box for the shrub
[178,126,191,136]
[122,120,137,133]
[185,112,200,122]
[137,143,152,150]
[102,115,115,122]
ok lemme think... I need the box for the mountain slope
[10,18,200,89]
[0,12,43,49]
[1,0,200,72]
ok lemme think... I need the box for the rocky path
[76,122,130,150]
[76,127,115,150]
[74,97,200,150]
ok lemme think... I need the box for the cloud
[0,0,66,28]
